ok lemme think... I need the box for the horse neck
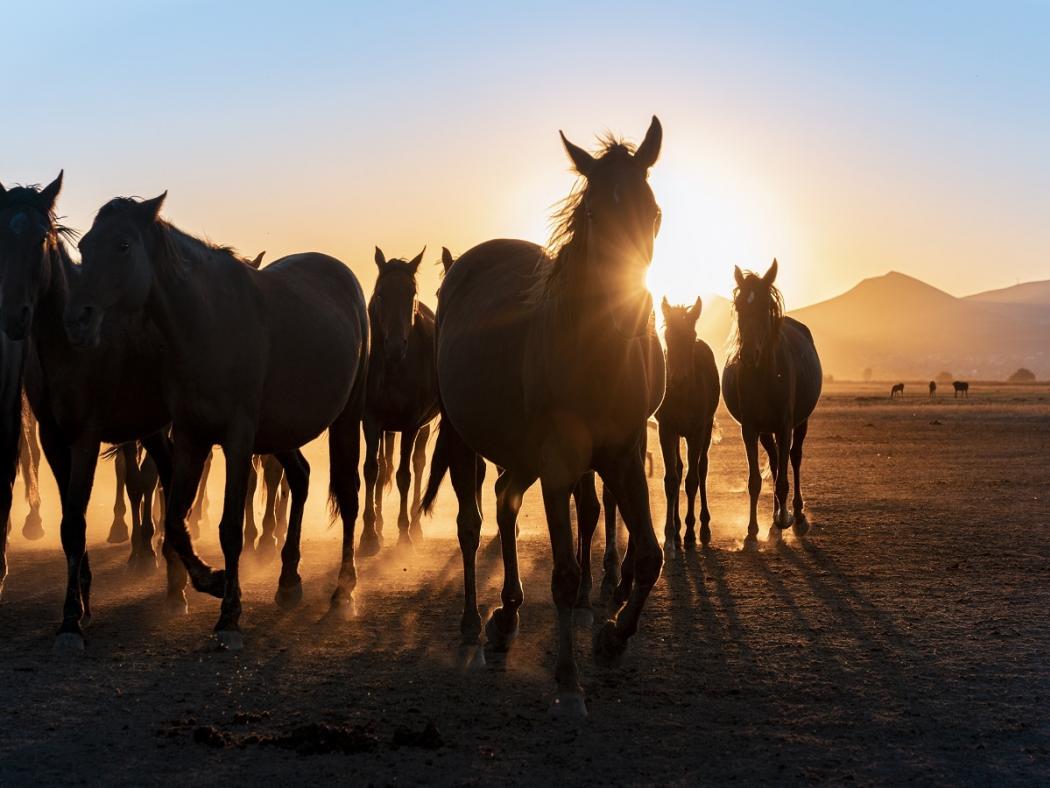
[34,242,75,344]
[144,234,220,365]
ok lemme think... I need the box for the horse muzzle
[63,304,103,349]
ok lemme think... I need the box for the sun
[645,159,796,309]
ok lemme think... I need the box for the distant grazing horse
[358,247,438,554]
[953,381,969,398]
[929,381,936,398]
[67,194,368,648]
[423,117,666,716]
[891,382,904,399]
[723,260,822,542]
[655,297,720,550]
[0,174,174,645]
[18,400,43,540]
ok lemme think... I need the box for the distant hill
[787,272,1049,380]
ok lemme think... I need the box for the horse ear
[40,170,64,210]
[660,295,671,320]
[249,252,265,269]
[634,116,662,170]
[734,265,746,289]
[687,297,703,323]
[441,247,454,272]
[559,131,596,177]
[763,258,778,285]
[0,180,6,200]
[138,191,166,222]
[374,246,387,269]
[407,246,426,274]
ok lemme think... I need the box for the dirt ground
[1,382,1048,786]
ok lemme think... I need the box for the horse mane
[96,198,243,278]
[529,135,638,302]
[730,270,785,359]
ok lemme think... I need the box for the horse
[929,380,936,398]
[891,382,904,399]
[358,247,438,555]
[953,381,969,398]
[106,443,161,563]
[422,117,666,716]
[0,174,175,645]
[18,399,43,540]
[722,260,822,542]
[67,193,369,649]
[654,297,720,550]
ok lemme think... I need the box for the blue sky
[3,1,1047,306]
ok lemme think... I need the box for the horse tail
[421,415,458,515]
[328,312,370,524]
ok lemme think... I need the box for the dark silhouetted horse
[0,174,173,641]
[423,117,665,716]
[67,193,368,648]
[18,399,43,540]
[106,443,161,563]
[655,297,720,550]
[359,247,438,554]
[891,382,904,399]
[929,381,936,398]
[953,381,969,398]
[723,260,822,542]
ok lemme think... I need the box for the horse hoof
[457,644,486,670]
[548,692,588,719]
[165,593,189,616]
[593,620,626,669]
[253,541,277,563]
[127,554,158,576]
[80,613,93,629]
[22,519,44,541]
[274,582,303,609]
[53,632,85,654]
[107,524,129,544]
[766,526,782,544]
[793,515,810,536]
[358,534,381,558]
[700,525,712,546]
[484,610,519,651]
[573,607,595,627]
[215,630,243,651]
[408,524,423,542]
[326,596,357,622]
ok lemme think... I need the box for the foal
[657,297,720,550]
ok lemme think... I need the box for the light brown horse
[424,118,665,716]
[66,194,368,649]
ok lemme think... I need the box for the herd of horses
[0,116,823,715]
[892,380,970,399]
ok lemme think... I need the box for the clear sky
[3,1,1047,309]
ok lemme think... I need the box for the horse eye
[118,240,130,253]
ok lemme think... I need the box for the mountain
[788,272,1049,380]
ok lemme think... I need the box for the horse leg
[599,481,621,607]
[683,433,702,548]
[54,437,100,652]
[572,471,601,626]
[274,449,309,608]
[187,450,211,540]
[259,455,283,556]
[19,414,43,541]
[759,432,779,523]
[790,420,810,535]
[276,475,290,547]
[773,426,793,531]
[108,446,129,544]
[540,475,586,717]
[358,416,382,557]
[0,396,20,599]
[697,422,714,545]
[475,455,487,521]
[126,446,157,573]
[140,431,189,614]
[242,455,260,557]
[658,424,681,554]
[213,431,254,650]
[395,426,420,547]
[375,430,396,540]
[485,469,532,653]
[450,438,483,649]
[327,401,364,619]
[744,427,762,543]
[161,434,224,604]
[409,423,429,540]
[139,451,160,564]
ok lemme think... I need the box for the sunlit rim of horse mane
[0,184,80,246]
[97,197,243,274]
[729,269,785,358]
[527,135,638,303]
